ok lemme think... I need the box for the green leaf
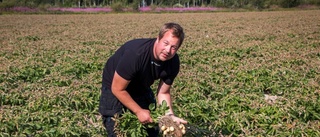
[131,132,136,137]
[161,100,167,107]
[148,103,155,110]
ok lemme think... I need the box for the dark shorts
[99,87,123,117]
[99,87,158,137]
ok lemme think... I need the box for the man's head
[158,22,185,48]
[154,23,185,61]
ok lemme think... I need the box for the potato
[169,126,174,131]
[181,129,186,134]
[161,125,166,131]
[179,124,185,129]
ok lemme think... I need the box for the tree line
[0,0,319,9]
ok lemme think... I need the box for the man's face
[154,30,180,61]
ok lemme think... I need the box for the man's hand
[135,109,153,124]
[169,115,188,124]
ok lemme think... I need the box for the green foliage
[111,2,124,12]
[251,0,265,9]
[9,65,50,83]
[279,0,301,8]
[62,61,102,79]
[130,0,140,11]
[0,0,15,9]
[173,3,184,8]
[114,101,170,136]
[0,89,104,137]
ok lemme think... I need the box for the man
[99,22,187,137]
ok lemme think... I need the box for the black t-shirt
[102,38,180,95]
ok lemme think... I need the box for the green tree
[0,0,15,9]
[280,0,301,8]
[251,0,264,9]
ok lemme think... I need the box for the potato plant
[1,10,320,136]
[113,101,170,137]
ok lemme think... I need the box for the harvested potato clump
[158,115,186,137]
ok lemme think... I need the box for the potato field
[1,10,320,136]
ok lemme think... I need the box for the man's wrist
[133,107,143,115]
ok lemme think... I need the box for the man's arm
[157,80,174,115]
[157,80,187,124]
[112,71,153,124]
